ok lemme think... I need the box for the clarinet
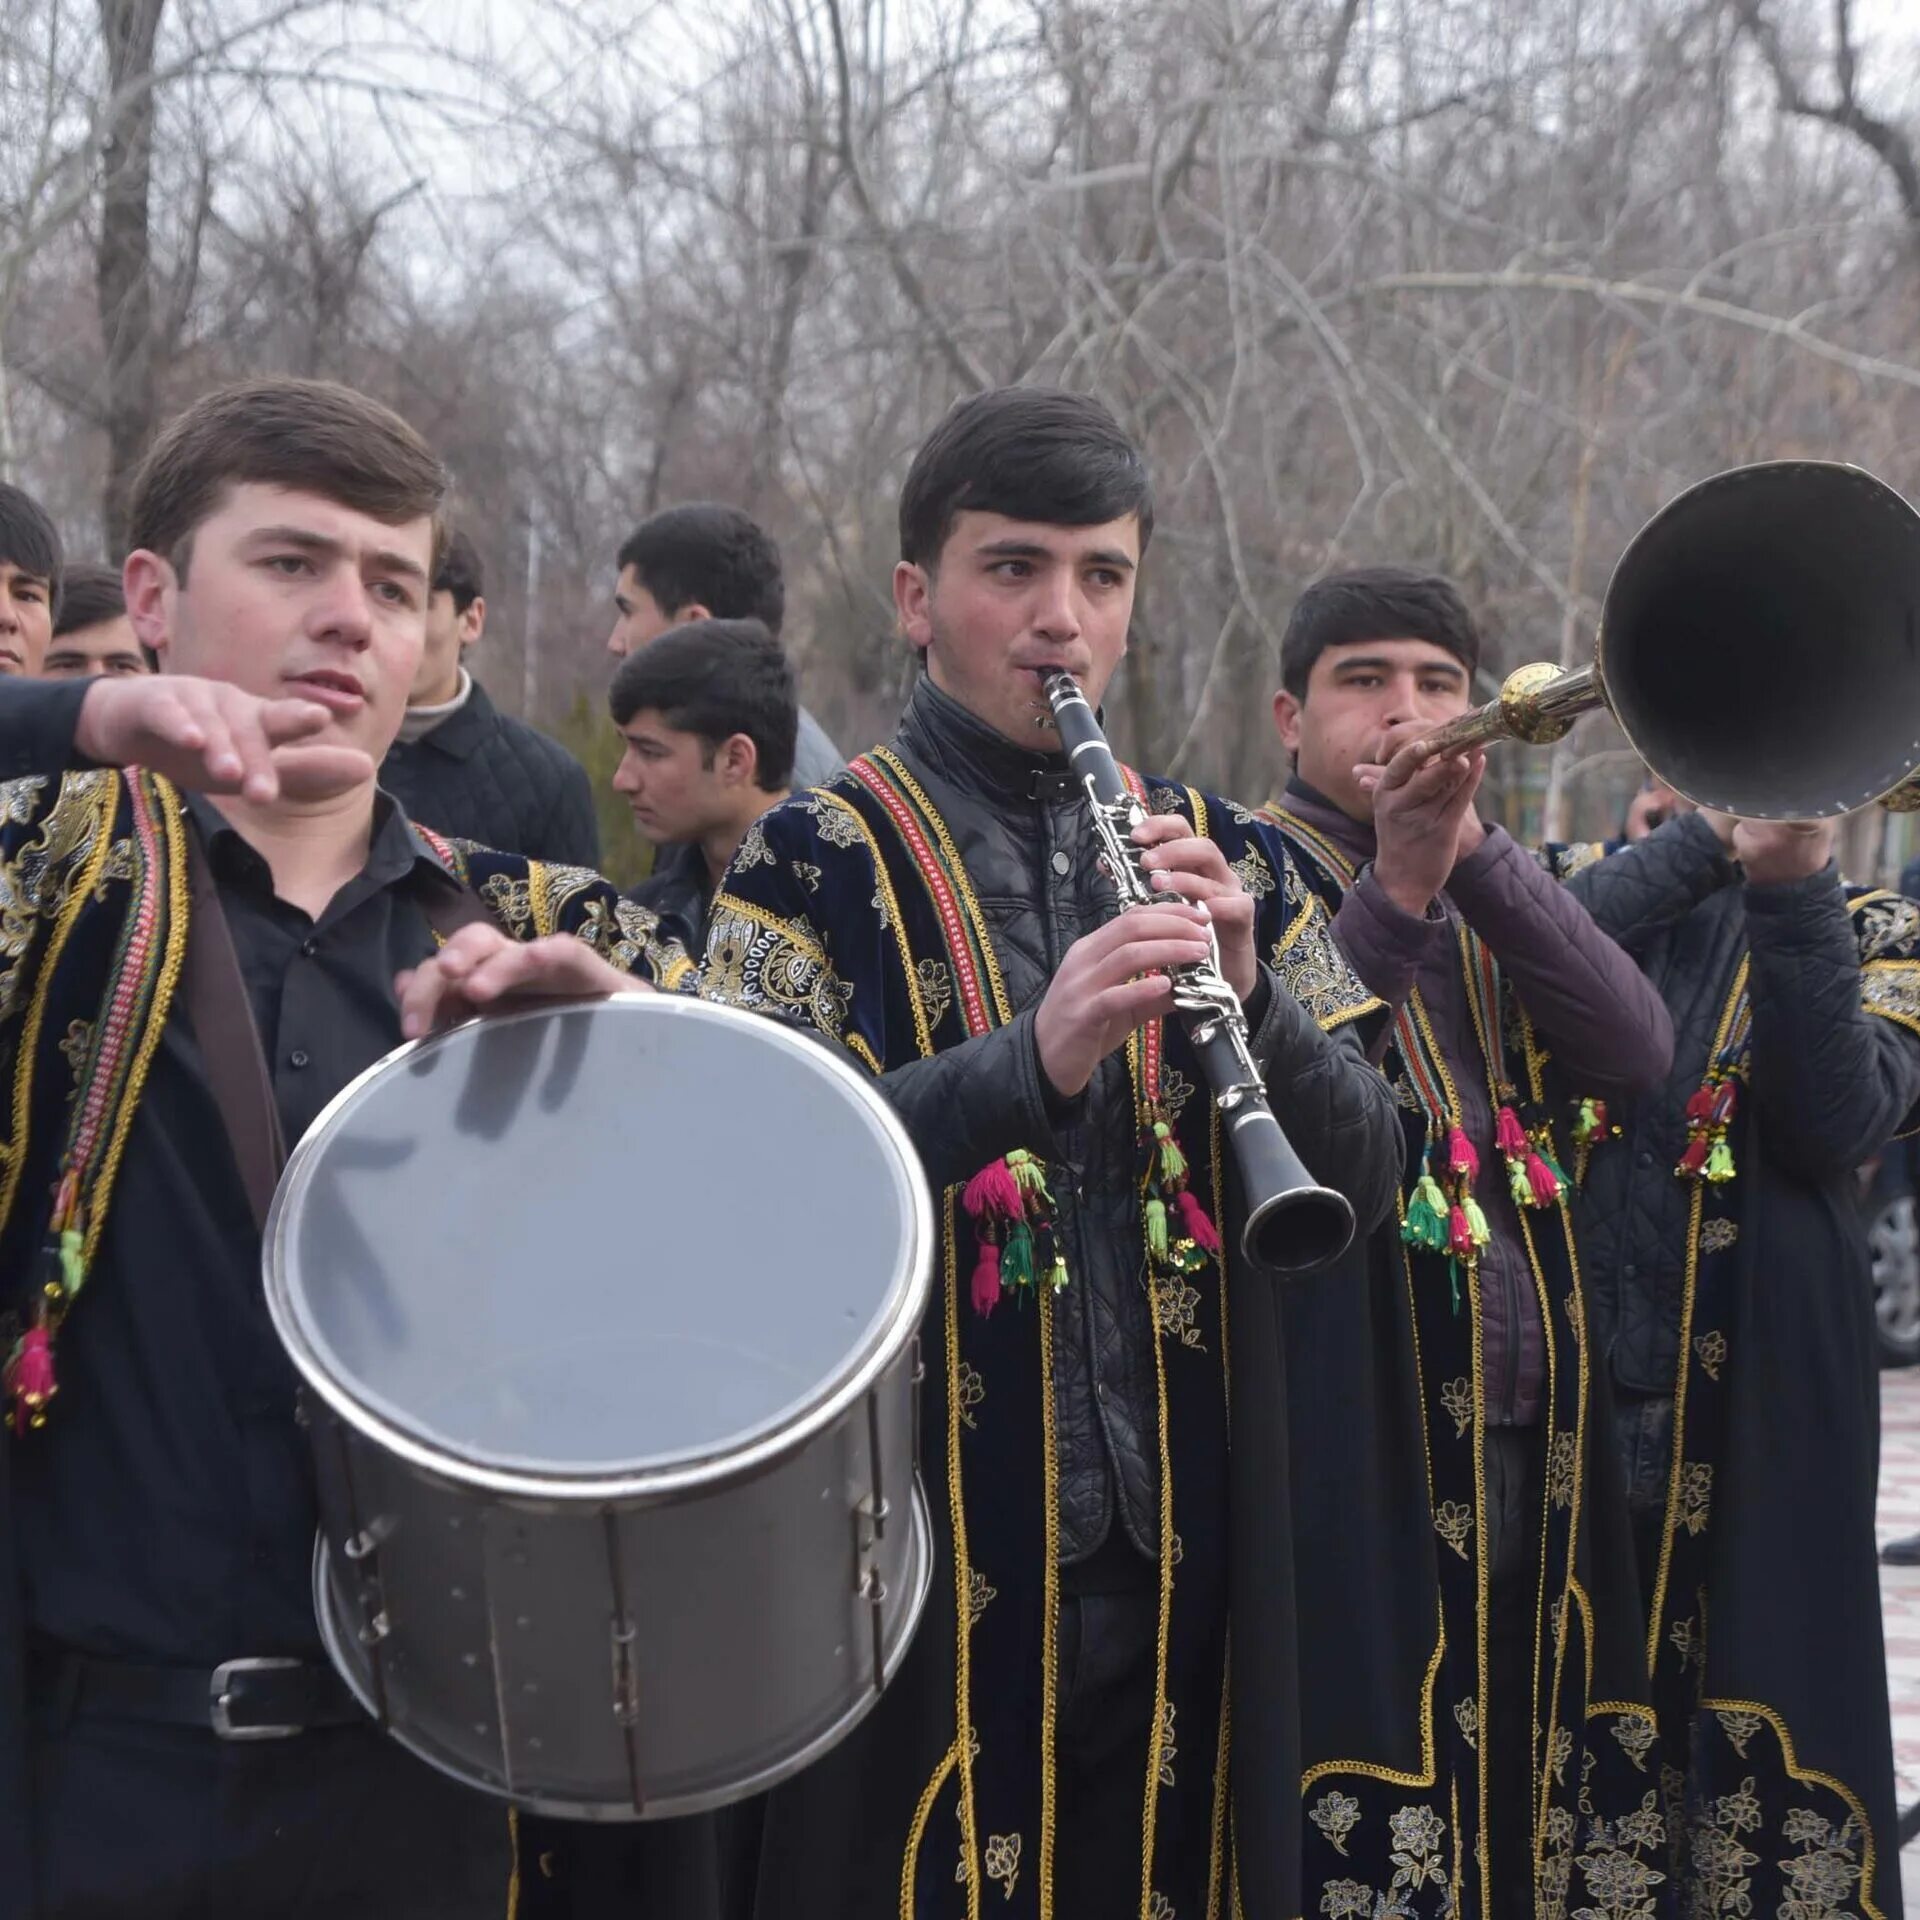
[1044,672,1356,1276]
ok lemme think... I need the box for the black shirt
[628,840,714,955]
[13,782,472,1665]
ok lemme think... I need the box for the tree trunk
[95,0,167,556]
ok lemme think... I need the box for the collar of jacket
[404,674,498,762]
[1282,773,1377,869]
[894,673,1086,804]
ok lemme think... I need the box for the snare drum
[264,993,934,1820]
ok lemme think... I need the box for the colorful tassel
[1404,1172,1450,1252]
[1448,1204,1474,1261]
[1495,1106,1529,1158]
[1525,1149,1563,1207]
[1677,1135,1710,1177]
[1146,1195,1170,1265]
[1000,1217,1036,1296]
[1005,1148,1054,1209]
[1151,1119,1188,1189]
[1508,1157,1535,1210]
[1174,1187,1221,1254]
[963,1158,1023,1225]
[1048,1254,1070,1293]
[970,1237,1003,1317]
[7,1325,56,1433]
[1462,1194,1492,1249]
[1704,1137,1736,1184]
[1446,1126,1479,1183]
[1574,1098,1610,1147]
[57,1226,84,1300]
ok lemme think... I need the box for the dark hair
[52,562,125,637]
[898,387,1154,568]
[607,617,798,791]
[433,527,483,612]
[616,505,784,636]
[1279,566,1481,700]
[0,483,62,617]
[128,377,447,579]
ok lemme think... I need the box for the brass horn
[1419,461,1920,818]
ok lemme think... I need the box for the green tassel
[1005,1149,1054,1208]
[57,1227,85,1301]
[1448,1258,1463,1315]
[1146,1195,1169,1265]
[1538,1147,1572,1191]
[1152,1119,1188,1189]
[1403,1172,1450,1252]
[1509,1159,1534,1210]
[1048,1254,1069,1293]
[1704,1137,1735,1184]
[1000,1217,1036,1294]
[1462,1194,1491,1250]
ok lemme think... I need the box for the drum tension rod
[603,1511,647,1816]
[855,1388,890,1695]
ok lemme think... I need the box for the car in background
[1861,1150,1920,1369]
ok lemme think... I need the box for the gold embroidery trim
[1140,1158,1180,1919]
[0,774,118,1233]
[82,779,191,1267]
[505,1806,520,1920]
[942,1201,983,1920]
[900,1742,959,1919]
[1038,1280,1061,1917]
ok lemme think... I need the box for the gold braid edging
[82,781,190,1268]
[0,776,118,1234]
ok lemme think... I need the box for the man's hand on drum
[396,925,648,1039]
[76,673,374,803]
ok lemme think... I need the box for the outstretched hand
[1356,722,1487,918]
[75,674,374,803]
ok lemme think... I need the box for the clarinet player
[697,387,1403,1919]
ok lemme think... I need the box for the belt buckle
[210,1656,306,1741]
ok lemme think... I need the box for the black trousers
[1052,1544,1163,1915]
[27,1706,512,1918]
[1483,1425,1546,1920]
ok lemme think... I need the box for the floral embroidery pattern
[1776,1808,1863,1917]
[955,1361,985,1429]
[915,956,953,1028]
[1612,1716,1658,1771]
[1548,1725,1575,1784]
[1692,1330,1727,1381]
[791,860,822,893]
[1453,1696,1479,1750]
[1387,1805,1446,1890]
[1679,1462,1714,1537]
[804,794,865,849]
[967,1568,996,1625]
[1310,1790,1362,1856]
[982,1833,1021,1900]
[1699,1217,1739,1254]
[1156,1699,1177,1788]
[1152,1275,1206,1351]
[1689,1776,1762,1914]
[1714,1710,1761,1758]
[733,817,776,870]
[1440,1376,1475,1438]
[1433,1499,1473,1559]
[1548,1429,1577,1509]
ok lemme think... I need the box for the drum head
[266,995,930,1490]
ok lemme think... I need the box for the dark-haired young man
[379,527,600,865]
[42,563,151,680]
[611,617,796,953]
[0,481,61,678]
[702,388,1403,1918]
[0,377,689,1919]
[1259,567,1672,1917]
[609,503,840,787]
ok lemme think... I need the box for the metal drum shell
[264,994,936,1820]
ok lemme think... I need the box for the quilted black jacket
[1566,813,1920,1392]
[379,677,600,868]
[885,679,1403,1563]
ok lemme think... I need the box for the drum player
[0,376,693,1917]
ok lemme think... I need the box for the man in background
[0,482,60,678]
[610,617,795,954]
[380,527,600,865]
[608,503,839,788]
[42,564,151,679]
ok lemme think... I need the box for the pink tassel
[1495,1106,1529,1158]
[970,1238,1003,1317]
[1448,1204,1474,1260]
[1446,1126,1479,1183]
[1525,1149,1562,1207]
[1684,1085,1715,1127]
[962,1158,1023,1225]
[1174,1187,1222,1254]
[7,1326,56,1433]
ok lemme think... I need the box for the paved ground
[1875,1365,1920,1912]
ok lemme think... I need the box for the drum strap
[182,822,494,1236]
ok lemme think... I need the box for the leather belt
[31,1647,365,1741]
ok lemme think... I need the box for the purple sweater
[1283,782,1674,1426]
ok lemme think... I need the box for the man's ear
[1272,685,1305,755]
[123,550,176,667]
[458,596,486,649]
[893,561,933,658]
[673,601,713,628]
[718,731,758,786]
